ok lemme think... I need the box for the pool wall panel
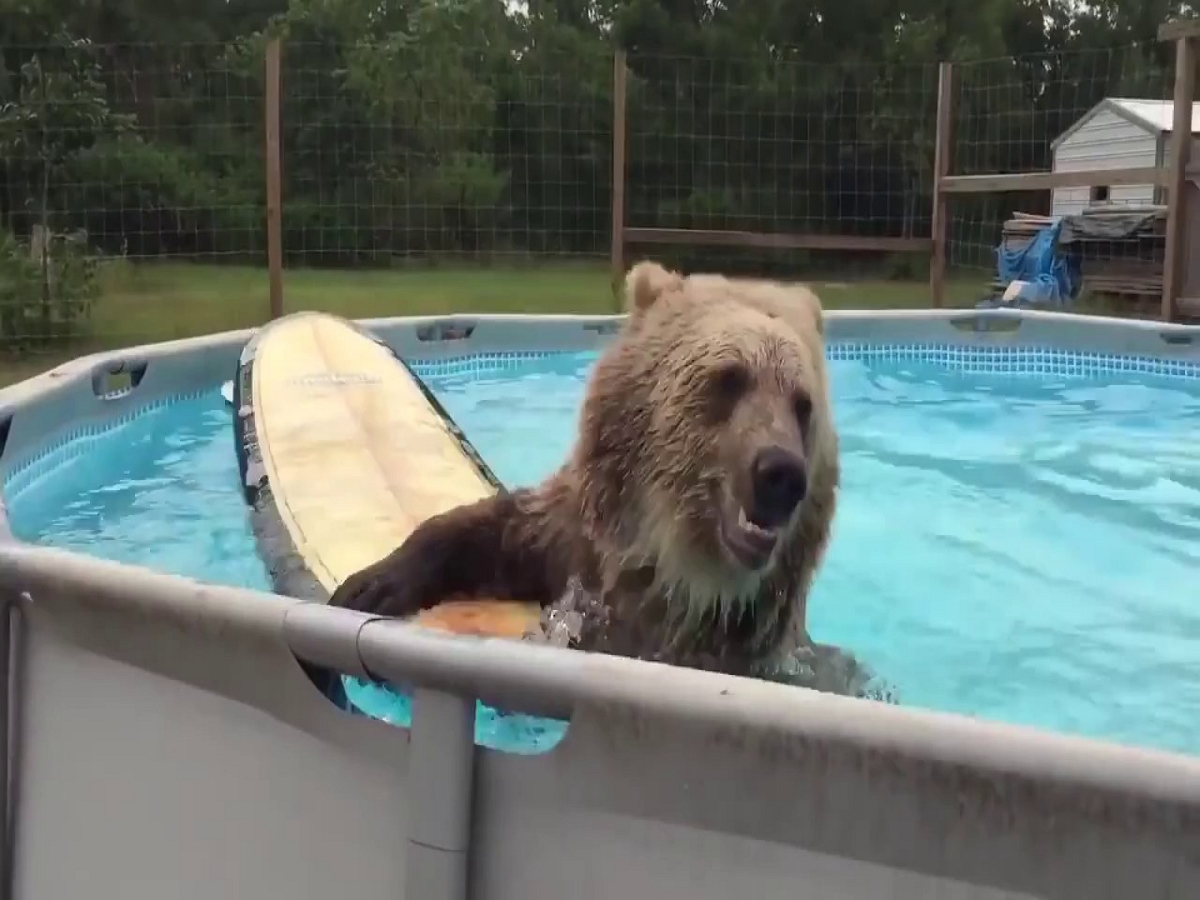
[0,308,1199,900]
[2,543,1200,900]
[11,598,411,900]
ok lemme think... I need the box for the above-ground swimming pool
[7,336,1199,758]
[3,309,1200,900]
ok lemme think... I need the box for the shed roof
[1051,98,1200,149]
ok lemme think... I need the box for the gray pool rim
[0,306,1198,900]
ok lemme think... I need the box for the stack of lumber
[998,211,1053,248]
[1075,204,1165,299]
[995,207,1166,302]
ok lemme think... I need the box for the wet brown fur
[329,261,840,678]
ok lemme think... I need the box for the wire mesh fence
[621,53,938,280]
[0,32,1188,368]
[278,36,615,264]
[948,41,1175,314]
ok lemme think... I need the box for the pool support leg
[0,592,15,900]
[405,689,475,900]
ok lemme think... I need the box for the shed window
[1090,185,1110,203]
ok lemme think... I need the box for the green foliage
[0,227,100,351]
[0,0,1194,280]
[0,38,136,215]
[66,135,264,258]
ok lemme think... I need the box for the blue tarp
[980,217,1082,309]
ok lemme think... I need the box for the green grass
[0,260,990,386]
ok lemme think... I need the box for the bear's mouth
[717,500,780,571]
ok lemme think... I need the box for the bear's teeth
[737,506,776,538]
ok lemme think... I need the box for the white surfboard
[233,311,541,639]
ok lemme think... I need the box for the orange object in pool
[411,596,541,639]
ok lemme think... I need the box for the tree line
[0,0,1193,284]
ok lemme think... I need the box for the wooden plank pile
[995,207,1166,304]
[998,211,1053,249]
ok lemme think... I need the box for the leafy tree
[0,37,131,344]
[0,0,1192,278]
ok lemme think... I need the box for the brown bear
[328,260,841,681]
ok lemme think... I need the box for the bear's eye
[708,363,750,403]
[792,391,813,427]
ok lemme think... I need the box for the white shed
[1050,98,1200,216]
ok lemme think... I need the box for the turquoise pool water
[6,347,1200,757]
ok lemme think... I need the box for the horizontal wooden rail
[1159,18,1200,42]
[941,167,1168,194]
[623,227,930,253]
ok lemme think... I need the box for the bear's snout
[749,445,807,529]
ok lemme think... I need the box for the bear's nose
[750,446,807,529]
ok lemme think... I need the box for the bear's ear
[796,285,825,338]
[624,260,682,313]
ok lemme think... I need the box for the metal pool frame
[0,307,1197,900]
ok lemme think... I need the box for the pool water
[6,349,1200,758]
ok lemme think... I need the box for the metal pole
[0,596,13,900]
[404,689,476,900]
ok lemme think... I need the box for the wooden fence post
[265,38,284,321]
[1159,23,1198,322]
[611,49,628,297]
[929,61,955,308]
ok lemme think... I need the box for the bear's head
[571,260,838,615]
